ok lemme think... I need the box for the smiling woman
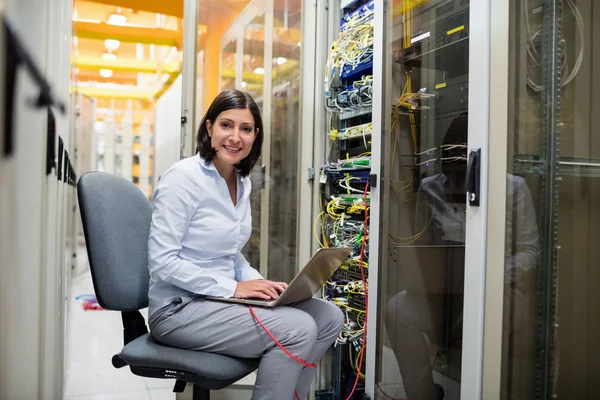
[147,88,345,400]
[196,89,264,179]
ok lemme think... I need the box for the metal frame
[309,0,336,271]
[460,0,493,397]
[461,0,513,398]
[180,0,199,159]
[365,0,389,397]
[297,0,320,269]
[259,1,274,278]
[535,0,562,397]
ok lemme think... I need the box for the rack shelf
[514,154,600,178]
[338,106,373,120]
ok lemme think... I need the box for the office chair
[77,171,260,400]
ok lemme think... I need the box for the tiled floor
[63,255,176,400]
[62,246,254,400]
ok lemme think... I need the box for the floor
[62,246,255,400]
[62,246,457,400]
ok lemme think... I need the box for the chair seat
[121,334,260,387]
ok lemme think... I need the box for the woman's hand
[234,280,288,300]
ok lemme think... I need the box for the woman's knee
[326,301,345,333]
[286,311,318,347]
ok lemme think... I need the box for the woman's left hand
[269,281,288,294]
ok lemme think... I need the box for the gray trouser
[149,296,344,400]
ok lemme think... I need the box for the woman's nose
[230,129,242,142]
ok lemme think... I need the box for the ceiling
[71,0,301,118]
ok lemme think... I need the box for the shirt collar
[197,153,248,189]
[197,153,217,171]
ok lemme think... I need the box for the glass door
[218,0,304,281]
[241,10,267,276]
[267,0,302,283]
[499,0,599,399]
[219,37,237,91]
[374,1,471,398]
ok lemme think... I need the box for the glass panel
[502,0,598,398]
[241,13,266,274]
[267,0,302,283]
[377,1,470,399]
[220,39,237,91]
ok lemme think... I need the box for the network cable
[524,0,584,91]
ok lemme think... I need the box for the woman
[147,89,344,400]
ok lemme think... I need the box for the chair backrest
[77,172,152,311]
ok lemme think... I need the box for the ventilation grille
[436,1,455,18]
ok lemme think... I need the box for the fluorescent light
[410,31,430,44]
[105,39,120,50]
[102,52,116,60]
[99,69,113,78]
[276,57,287,65]
[107,13,126,26]
[253,67,265,75]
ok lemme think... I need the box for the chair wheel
[112,354,127,368]
[435,383,445,400]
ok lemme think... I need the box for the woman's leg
[149,296,321,400]
[290,298,345,399]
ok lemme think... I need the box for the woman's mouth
[223,145,242,154]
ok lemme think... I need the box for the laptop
[206,247,353,307]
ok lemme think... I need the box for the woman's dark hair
[196,89,263,177]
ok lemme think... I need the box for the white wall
[0,0,73,398]
[153,73,183,189]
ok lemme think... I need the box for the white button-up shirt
[147,154,263,317]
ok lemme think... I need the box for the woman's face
[207,108,257,169]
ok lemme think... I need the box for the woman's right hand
[234,280,287,300]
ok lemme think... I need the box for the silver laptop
[206,247,353,307]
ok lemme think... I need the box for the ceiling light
[104,39,120,51]
[99,69,113,78]
[241,81,248,88]
[102,52,116,60]
[276,57,288,65]
[107,13,126,26]
[253,67,265,75]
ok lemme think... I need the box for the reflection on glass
[220,39,236,91]
[503,0,594,398]
[379,1,469,399]
[267,0,302,283]
[242,14,266,273]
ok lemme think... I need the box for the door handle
[466,148,481,206]
[261,165,266,189]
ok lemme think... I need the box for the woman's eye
[221,122,231,128]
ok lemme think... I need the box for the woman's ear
[254,127,259,137]
[206,120,213,137]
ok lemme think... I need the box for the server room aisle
[63,245,175,400]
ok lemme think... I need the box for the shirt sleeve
[504,177,539,283]
[148,169,238,298]
[234,252,264,282]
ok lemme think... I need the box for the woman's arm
[148,168,238,298]
[234,252,264,282]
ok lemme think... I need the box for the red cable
[346,183,369,400]
[248,306,317,369]
[249,184,370,400]
[248,305,316,400]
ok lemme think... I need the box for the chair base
[173,381,210,400]
[193,385,210,400]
